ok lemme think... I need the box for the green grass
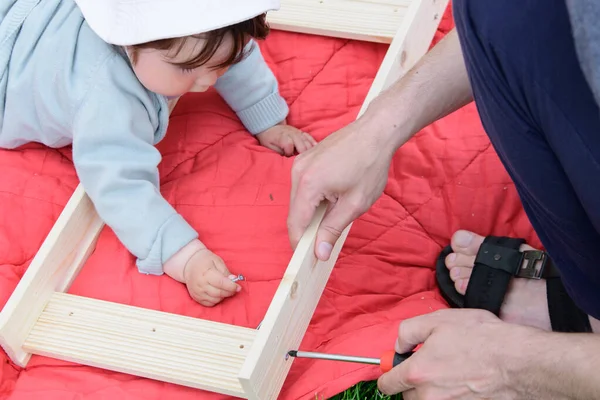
[329,381,403,400]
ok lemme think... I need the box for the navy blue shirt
[453,0,600,319]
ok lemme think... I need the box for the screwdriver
[287,349,413,373]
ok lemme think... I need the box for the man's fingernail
[236,285,242,292]
[228,274,236,280]
[317,242,332,259]
[447,253,456,264]
[455,231,473,247]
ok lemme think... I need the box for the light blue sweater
[0,0,289,275]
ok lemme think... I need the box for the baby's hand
[256,121,317,156]
[182,249,241,307]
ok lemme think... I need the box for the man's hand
[256,121,317,156]
[287,116,394,260]
[182,249,241,307]
[286,29,474,261]
[377,309,537,399]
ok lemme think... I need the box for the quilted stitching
[0,7,541,400]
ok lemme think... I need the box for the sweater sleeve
[214,40,289,134]
[71,53,198,276]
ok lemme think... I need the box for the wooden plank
[0,0,448,397]
[361,0,450,108]
[267,0,412,43]
[0,184,104,367]
[24,293,257,398]
[238,1,448,398]
[0,80,184,368]
[238,204,347,400]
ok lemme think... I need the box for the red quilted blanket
[0,7,541,400]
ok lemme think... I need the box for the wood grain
[0,184,104,366]
[24,293,257,398]
[1,1,449,398]
[239,1,449,398]
[267,0,412,43]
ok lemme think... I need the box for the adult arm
[365,27,473,151]
[72,53,198,276]
[287,28,473,259]
[213,39,289,135]
[377,309,600,399]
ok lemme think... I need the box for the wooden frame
[266,0,409,44]
[0,1,448,399]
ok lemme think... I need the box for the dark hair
[129,13,270,70]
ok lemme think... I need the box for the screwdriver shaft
[289,350,380,365]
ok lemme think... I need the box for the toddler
[0,0,316,306]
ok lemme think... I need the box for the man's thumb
[315,202,354,261]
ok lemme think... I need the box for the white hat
[74,0,281,45]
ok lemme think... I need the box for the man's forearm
[511,330,600,399]
[361,28,473,151]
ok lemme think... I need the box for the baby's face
[129,35,232,97]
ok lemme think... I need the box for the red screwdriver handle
[380,349,413,372]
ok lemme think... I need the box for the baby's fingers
[304,131,318,146]
[280,134,295,157]
[186,282,223,306]
[263,142,284,155]
[293,131,316,154]
[204,284,237,301]
[191,292,222,307]
[206,268,240,298]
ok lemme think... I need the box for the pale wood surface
[238,204,350,400]
[24,293,257,398]
[361,0,450,108]
[0,0,448,397]
[267,0,412,43]
[239,1,448,398]
[0,184,104,367]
